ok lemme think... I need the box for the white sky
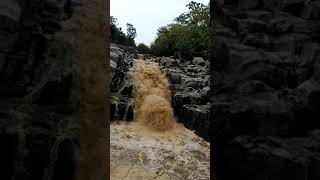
[110,0,209,46]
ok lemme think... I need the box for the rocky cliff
[212,0,320,179]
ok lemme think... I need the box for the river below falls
[110,121,210,180]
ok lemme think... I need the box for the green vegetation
[150,1,209,60]
[110,1,209,60]
[110,16,137,47]
[137,43,151,54]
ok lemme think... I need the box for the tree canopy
[110,16,137,47]
[137,43,151,54]
[150,1,209,60]
[110,1,209,60]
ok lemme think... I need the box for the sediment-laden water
[129,60,175,131]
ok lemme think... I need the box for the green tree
[125,23,137,47]
[150,26,175,57]
[110,16,127,45]
[126,23,137,40]
[137,43,151,54]
[110,16,137,47]
[150,1,209,60]
[175,1,209,27]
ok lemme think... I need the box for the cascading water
[111,59,210,180]
[129,60,175,131]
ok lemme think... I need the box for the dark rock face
[160,57,210,141]
[212,1,320,179]
[110,95,133,121]
[0,1,80,180]
[110,43,134,122]
[110,43,133,93]
[179,104,210,139]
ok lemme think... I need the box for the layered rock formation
[0,1,108,180]
[158,57,210,141]
[212,0,320,179]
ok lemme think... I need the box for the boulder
[178,104,210,141]
[173,89,209,107]
[192,57,205,66]
[163,68,183,84]
[137,54,144,60]
[157,57,180,67]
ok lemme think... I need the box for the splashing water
[129,60,175,131]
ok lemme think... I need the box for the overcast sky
[111,0,209,46]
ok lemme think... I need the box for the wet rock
[173,89,209,107]
[157,57,180,67]
[163,68,183,84]
[109,44,135,121]
[192,57,205,66]
[113,43,138,58]
[181,76,207,89]
[110,44,133,94]
[110,95,133,121]
[178,104,210,141]
[110,44,125,80]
